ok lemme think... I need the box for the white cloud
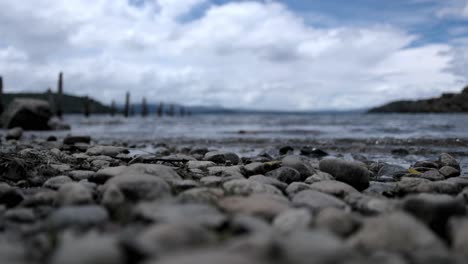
[0,0,466,110]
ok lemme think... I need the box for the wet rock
[414,160,439,169]
[244,162,265,176]
[281,155,315,178]
[148,250,261,264]
[219,194,290,220]
[96,163,181,184]
[276,231,352,264]
[56,182,94,206]
[348,212,447,255]
[396,178,461,195]
[0,183,23,208]
[273,209,312,233]
[319,158,370,191]
[439,166,460,178]
[187,161,216,170]
[47,205,109,229]
[285,182,311,197]
[171,180,199,193]
[200,176,224,187]
[63,135,91,145]
[316,208,361,237]
[449,217,468,257]
[401,193,466,237]
[43,176,73,190]
[309,180,358,198]
[135,223,216,256]
[50,163,72,173]
[377,164,406,178]
[300,146,328,157]
[50,232,124,264]
[135,202,226,228]
[265,166,301,184]
[292,190,348,212]
[1,98,52,130]
[68,170,95,181]
[178,187,224,204]
[5,127,23,140]
[223,179,282,196]
[103,174,171,201]
[345,193,395,215]
[229,214,271,234]
[363,181,397,197]
[391,148,409,156]
[304,171,335,184]
[249,175,288,191]
[86,145,128,157]
[4,208,35,223]
[47,116,71,130]
[279,145,294,155]
[204,151,240,165]
[208,166,245,178]
[419,169,445,181]
[438,153,460,170]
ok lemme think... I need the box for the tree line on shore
[0,73,191,118]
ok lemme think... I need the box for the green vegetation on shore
[2,92,111,114]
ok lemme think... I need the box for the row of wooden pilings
[0,73,191,118]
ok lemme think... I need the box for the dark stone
[391,148,409,156]
[279,146,294,155]
[204,151,240,165]
[281,155,315,178]
[319,158,370,191]
[0,183,23,208]
[439,166,460,178]
[63,136,91,145]
[266,167,302,183]
[5,127,22,140]
[438,153,460,171]
[401,193,466,238]
[47,135,57,142]
[300,146,328,157]
[1,98,52,130]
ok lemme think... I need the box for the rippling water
[38,113,468,141]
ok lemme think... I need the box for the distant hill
[2,92,112,114]
[369,86,468,113]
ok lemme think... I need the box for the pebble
[292,190,349,212]
[219,193,290,220]
[273,208,312,233]
[47,205,109,229]
[56,182,94,206]
[319,158,371,191]
[223,179,282,196]
[265,166,301,183]
[281,155,315,178]
[309,180,359,198]
[204,151,240,165]
[5,127,23,141]
[43,176,73,190]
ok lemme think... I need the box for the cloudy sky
[0,0,467,110]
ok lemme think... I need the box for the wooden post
[0,76,3,115]
[179,106,185,117]
[110,100,116,116]
[157,102,163,117]
[168,104,174,117]
[124,92,130,117]
[47,88,55,114]
[130,104,135,117]
[56,72,63,119]
[83,96,90,117]
[141,97,148,117]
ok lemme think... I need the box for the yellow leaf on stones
[408,168,422,175]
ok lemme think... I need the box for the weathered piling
[141,97,148,117]
[124,92,130,118]
[56,72,63,119]
[157,102,163,117]
[0,76,3,115]
[110,100,116,116]
[179,106,185,117]
[47,88,55,114]
[83,96,90,117]
[168,104,175,116]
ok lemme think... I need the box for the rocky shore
[369,86,468,113]
[1,133,468,263]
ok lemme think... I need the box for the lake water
[37,113,468,141]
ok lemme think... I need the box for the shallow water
[9,113,468,172]
[26,113,468,141]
